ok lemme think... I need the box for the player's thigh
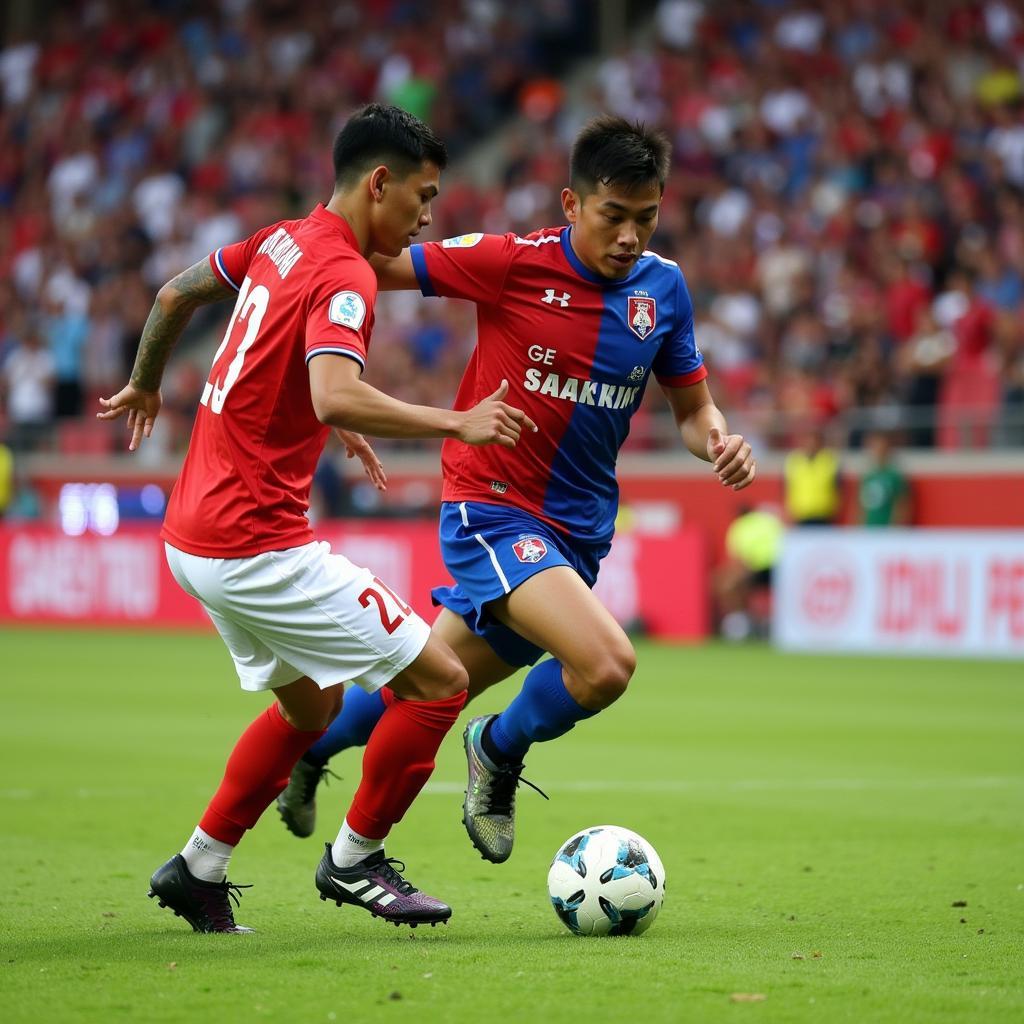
[173,541,432,694]
[387,630,467,702]
[272,676,342,731]
[488,566,634,680]
[250,543,433,693]
[431,607,518,699]
[199,598,307,692]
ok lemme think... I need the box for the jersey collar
[560,226,640,286]
[310,204,359,250]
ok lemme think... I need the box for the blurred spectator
[42,293,89,418]
[994,309,1024,445]
[859,431,911,526]
[1,323,56,452]
[714,503,784,641]
[783,427,841,526]
[899,307,955,447]
[310,439,352,523]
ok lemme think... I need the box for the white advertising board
[773,529,1024,658]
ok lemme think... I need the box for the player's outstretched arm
[310,356,537,447]
[97,259,236,451]
[369,251,419,291]
[661,379,756,491]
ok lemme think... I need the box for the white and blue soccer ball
[546,825,666,936]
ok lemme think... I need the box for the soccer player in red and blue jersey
[277,116,757,863]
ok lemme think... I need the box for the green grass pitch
[2,627,1022,1023]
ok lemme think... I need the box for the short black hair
[332,103,447,187]
[570,115,671,196]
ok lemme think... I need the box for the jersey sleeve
[653,269,708,387]
[208,222,282,292]
[409,232,516,304]
[303,264,377,371]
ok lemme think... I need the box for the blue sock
[487,659,597,763]
[303,687,388,766]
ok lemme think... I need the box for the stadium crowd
[2,0,1024,461]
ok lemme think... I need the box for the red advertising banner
[0,523,708,639]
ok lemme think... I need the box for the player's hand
[457,379,538,448]
[96,383,162,452]
[334,428,387,491]
[708,427,756,491]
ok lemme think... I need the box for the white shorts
[165,540,431,693]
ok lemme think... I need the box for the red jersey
[162,205,375,557]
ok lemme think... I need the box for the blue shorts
[431,501,610,668]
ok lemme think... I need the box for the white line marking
[0,777,1019,801]
[420,777,1022,796]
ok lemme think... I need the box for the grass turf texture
[2,628,1022,1024]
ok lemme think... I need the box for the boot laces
[199,879,252,930]
[301,763,339,804]
[485,763,549,817]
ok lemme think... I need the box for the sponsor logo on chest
[523,369,641,409]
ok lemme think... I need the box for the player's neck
[324,194,371,256]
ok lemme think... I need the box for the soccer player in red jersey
[98,104,535,932]
[277,116,757,868]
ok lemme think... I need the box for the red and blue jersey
[410,227,707,544]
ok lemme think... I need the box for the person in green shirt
[859,431,911,526]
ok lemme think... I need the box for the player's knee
[583,643,636,707]
[400,652,469,702]
[426,654,469,701]
[277,690,338,732]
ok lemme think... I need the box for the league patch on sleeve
[442,232,483,249]
[328,291,367,330]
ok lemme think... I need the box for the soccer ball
[547,825,665,936]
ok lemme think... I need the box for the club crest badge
[512,536,548,563]
[627,296,656,340]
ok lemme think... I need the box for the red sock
[346,691,467,839]
[200,704,325,845]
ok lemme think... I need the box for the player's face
[372,161,441,257]
[562,179,662,279]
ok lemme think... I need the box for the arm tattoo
[129,259,236,392]
[167,259,237,304]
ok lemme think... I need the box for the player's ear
[561,187,580,224]
[368,166,389,202]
